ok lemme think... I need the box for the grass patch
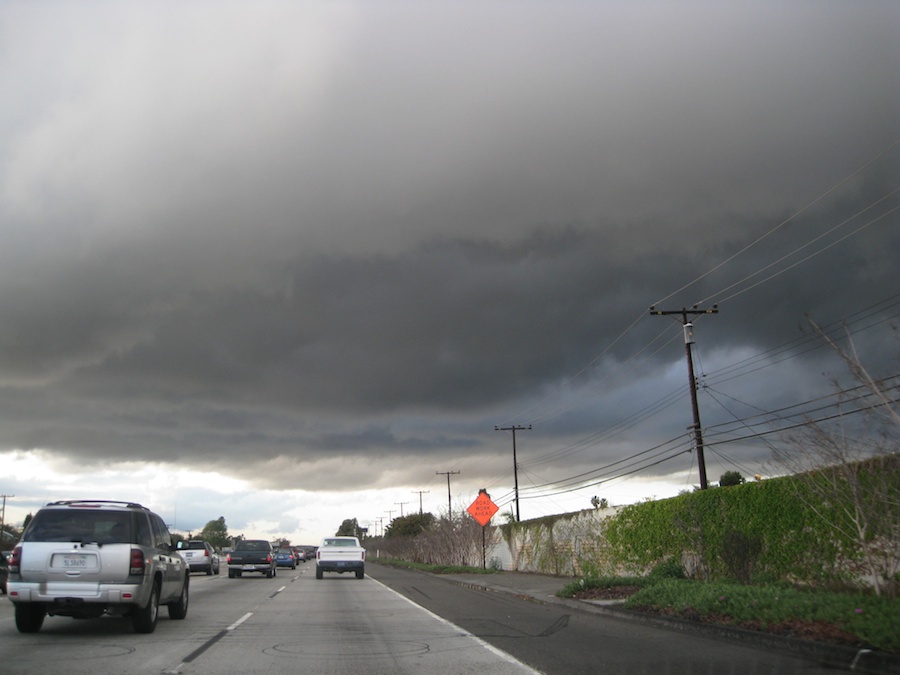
[561,576,898,653]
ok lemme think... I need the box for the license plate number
[63,555,88,568]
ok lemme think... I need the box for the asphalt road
[366,563,855,675]
[0,563,536,674]
[0,562,860,674]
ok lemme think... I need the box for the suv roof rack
[46,499,148,510]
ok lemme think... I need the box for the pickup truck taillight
[130,549,146,575]
[226,553,232,563]
[266,555,272,563]
[361,550,366,561]
[9,545,22,573]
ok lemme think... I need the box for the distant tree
[277,538,291,548]
[199,517,230,550]
[23,513,33,530]
[336,518,365,539]
[719,471,745,487]
[171,532,186,545]
[385,512,435,539]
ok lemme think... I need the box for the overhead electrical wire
[706,202,900,306]
[483,141,899,506]
[653,138,899,309]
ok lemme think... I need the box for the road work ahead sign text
[467,491,499,527]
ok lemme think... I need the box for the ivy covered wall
[493,460,899,592]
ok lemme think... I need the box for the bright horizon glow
[0,450,736,546]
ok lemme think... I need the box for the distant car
[0,550,10,594]
[293,547,306,563]
[275,547,296,569]
[315,536,365,579]
[177,540,219,575]
[227,540,276,578]
[6,499,189,633]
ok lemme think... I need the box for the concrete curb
[440,573,900,675]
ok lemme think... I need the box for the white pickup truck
[315,536,366,579]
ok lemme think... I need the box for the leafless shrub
[774,322,899,597]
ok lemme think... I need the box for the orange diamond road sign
[467,492,499,527]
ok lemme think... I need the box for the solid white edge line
[227,612,253,631]
[367,576,544,674]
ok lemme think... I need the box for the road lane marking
[228,612,253,631]
[368,576,543,674]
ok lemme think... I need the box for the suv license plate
[63,555,88,568]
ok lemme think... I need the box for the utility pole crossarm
[649,305,719,490]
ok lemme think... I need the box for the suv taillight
[130,549,146,576]
[204,549,210,558]
[9,545,22,573]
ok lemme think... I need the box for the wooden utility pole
[0,494,12,545]
[412,490,429,514]
[649,305,718,489]
[436,470,460,519]
[495,425,531,521]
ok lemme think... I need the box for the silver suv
[177,539,219,575]
[7,500,189,634]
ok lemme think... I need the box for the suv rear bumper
[186,560,214,571]
[8,580,149,606]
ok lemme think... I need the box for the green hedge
[603,472,887,587]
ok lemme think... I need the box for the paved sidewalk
[439,570,577,606]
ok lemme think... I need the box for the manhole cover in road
[14,643,136,660]
[265,638,429,659]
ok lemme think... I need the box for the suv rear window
[24,509,134,544]
[186,541,207,550]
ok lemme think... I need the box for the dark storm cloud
[0,1,898,496]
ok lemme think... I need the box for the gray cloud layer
[1,1,898,498]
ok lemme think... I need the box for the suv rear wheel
[167,576,189,620]
[132,582,159,633]
[15,603,46,633]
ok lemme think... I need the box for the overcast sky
[1,1,898,544]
